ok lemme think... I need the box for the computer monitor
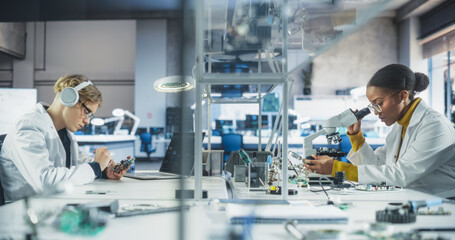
[159,132,206,175]
[136,127,148,136]
[245,114,258,130]
[245,115,269,130]
[236,120,246,131]
[150,127,164,135]
[261,115,268,128]
[289,115,298,130]
[272,115,298,130]
[80,124,92,135]
[103,121,117,134]
[215,120,234,130]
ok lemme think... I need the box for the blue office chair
[221,133,243,163]
[140,132,156,161]
[0,134,6,205]
[339,134,352,163]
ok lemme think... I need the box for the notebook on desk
[226,203,348,224]
[124,132,205,180]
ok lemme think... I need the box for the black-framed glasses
[79,101,94,120]
[367,91,399,113]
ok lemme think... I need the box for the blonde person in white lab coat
[0,74,129,202]
[305,64,455,198]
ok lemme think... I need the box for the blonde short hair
[54,74,102,106]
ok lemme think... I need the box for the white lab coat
[347,100,455,198]
[0,103,96,202]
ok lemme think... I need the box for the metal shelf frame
[194,0,290,201]
[191,0,391,200]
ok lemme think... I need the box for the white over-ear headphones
[59,81,93,107]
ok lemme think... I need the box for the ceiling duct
[0,22,26,59]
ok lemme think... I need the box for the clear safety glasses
[79,101,94,120]
[367,91,399,113]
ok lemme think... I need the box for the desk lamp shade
[112,108,125,117]
[90,118,105,126]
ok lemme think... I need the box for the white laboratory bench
[75,135,136,162]
[76,135,171,160]
[0,175,454,239]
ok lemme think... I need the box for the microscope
[302,107,371,159]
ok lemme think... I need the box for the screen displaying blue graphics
[215,120,234,130]
[245,115,268,129]
[272,115,298,130]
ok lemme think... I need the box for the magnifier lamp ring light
[154,76,194,93]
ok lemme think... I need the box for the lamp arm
[103,116,122,123]
[124,110,140,135]
[101,116,124,135]
[113,117,125,135]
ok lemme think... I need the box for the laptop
[124,132,205,180]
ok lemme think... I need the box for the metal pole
[428,57,432,108]
[178,0,186,239]
[282,0,289,201]
[258,50,262,73]
[207,90,212,175]
[258,84,262,151]
[282,79,288,201]
[195,82,203,199]
[195,0,204,201]
[447,51,452,121]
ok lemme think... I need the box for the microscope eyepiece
[355,107,371,120]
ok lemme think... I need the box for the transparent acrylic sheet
[200,0,391,96]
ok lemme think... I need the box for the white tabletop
[50,176,229,201]
[1,176,454,240]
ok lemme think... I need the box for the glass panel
[204,0,283,74]
[200,0,390,100]
[203,0,387,71]
[209,84,275,100]
[428,50,455,122]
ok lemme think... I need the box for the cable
[309,187,332,193]
[309,177,334,205]
[346,180,357,186]
[319,177,334,205]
